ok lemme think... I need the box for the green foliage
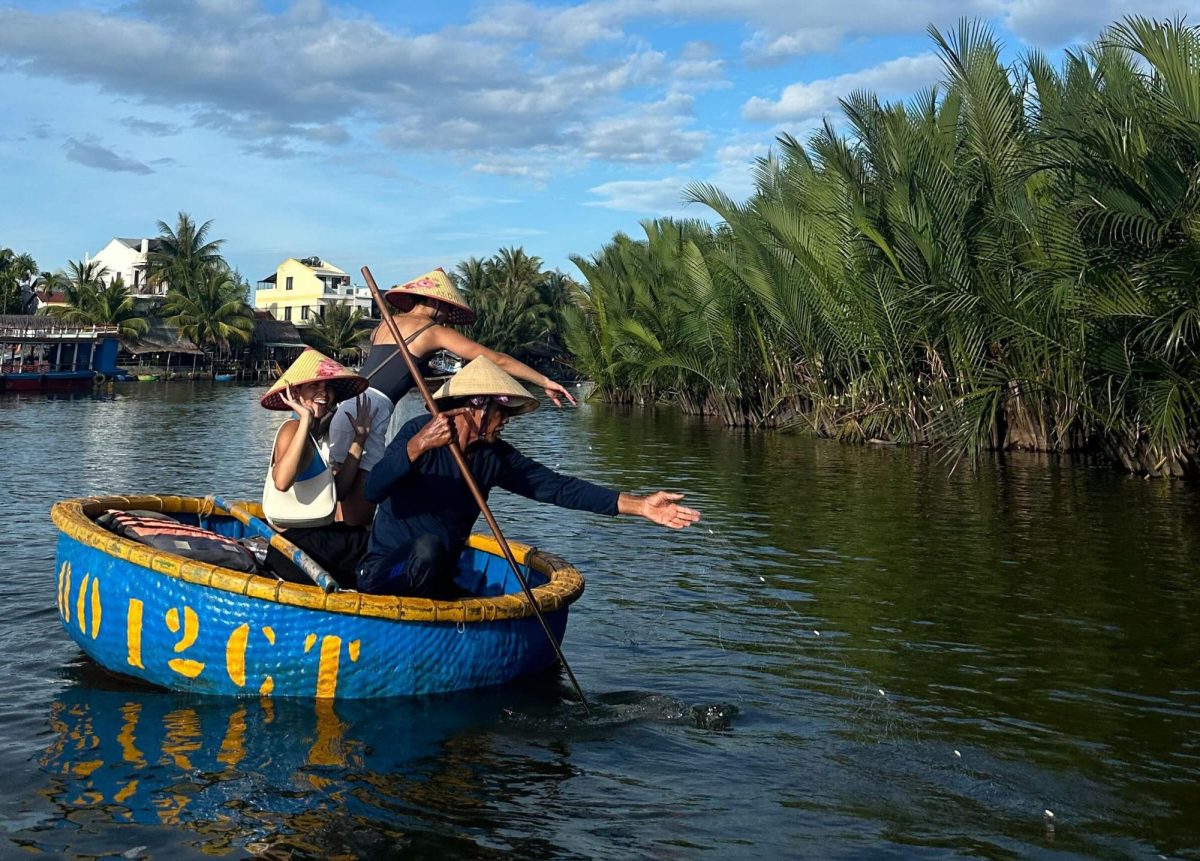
[452,247,578,363]
[138,214,256,356]
[46,265,150,339]
[147,212,226,294]
[560,16,1200,476]
[161,265,254,356]
[305,301,369,361]
[0,247,38,314]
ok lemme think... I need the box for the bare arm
[270,417,311,491]
[428,326,577,407]
[331,394,374,499]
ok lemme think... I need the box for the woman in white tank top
[260,349,375,586]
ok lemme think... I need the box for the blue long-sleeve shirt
[360,415,620,580]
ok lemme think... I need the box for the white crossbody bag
[262,423,337,529]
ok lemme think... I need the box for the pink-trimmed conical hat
[260,347,367,410]
[384,268,475,325]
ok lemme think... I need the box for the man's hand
[620,491,701,530]
[406,409,467,460]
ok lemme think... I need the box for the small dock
[0,315,119,392]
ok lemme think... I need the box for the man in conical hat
[328,266,579,528]
[357,357,700,597]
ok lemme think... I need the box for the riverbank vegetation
[50,265,149,339]
[560,17,1200,477]
[453,247,578,368]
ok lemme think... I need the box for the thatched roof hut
[121,320,204,357]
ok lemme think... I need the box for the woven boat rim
[51,495,584,624]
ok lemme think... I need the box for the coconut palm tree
[0,248,38,314]
[557,16,1200,475]
[48,260,112,321]
[161,265,254,358]
[305,301,368,362]
[48,272,150,339]
[453,257,488,295]
[146,213,226,294]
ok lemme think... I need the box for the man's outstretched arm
[496,442,701,529]
[618,491,701,530]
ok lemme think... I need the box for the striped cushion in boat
[97,509,259,573]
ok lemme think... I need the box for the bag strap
[268,419,318,469]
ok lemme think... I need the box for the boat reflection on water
[35,665,576,858]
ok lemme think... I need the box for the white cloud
[471,149,577,187]
[742,27,842,62]
[708,137,772,200]
[0,2,677,167]
[463,0,998,61]
[742,53,943,122]
[582,94,708,164]
[1001,0,1191,45]
[672,40,728,83]
[586,177,694,213]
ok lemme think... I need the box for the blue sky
[1,0,1195,285]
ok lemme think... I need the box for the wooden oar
[361,266,591,715]
[209,495,340,594]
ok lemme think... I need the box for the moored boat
[136,374,159,382]
[51,495,584,699]
[1,316,119,392]
[213,373,235,382]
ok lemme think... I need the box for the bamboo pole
[210,495,339,593]
[361,266,590,714]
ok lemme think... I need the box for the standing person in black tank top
[329,268,577,526]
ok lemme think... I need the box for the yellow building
[254,257,371,326]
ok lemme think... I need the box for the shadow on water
[16,661,729,860]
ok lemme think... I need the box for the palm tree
[146,213,226,294]
[453,257,488,295]
[305,302,368,361]
[456,247,563,362]
[556,16,1200,475]
[161,265,254,358]
[486,246,544,293]
[65,259,110,290]
[0,248,38,314]
[48,272,150,339]
[48,260,111,321]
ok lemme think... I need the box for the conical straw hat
[384,268,476,325]
[432,356,539,416]
[260,347,368,410]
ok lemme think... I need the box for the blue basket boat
[50,495,585,700]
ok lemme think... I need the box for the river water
[1,382,1198,859]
